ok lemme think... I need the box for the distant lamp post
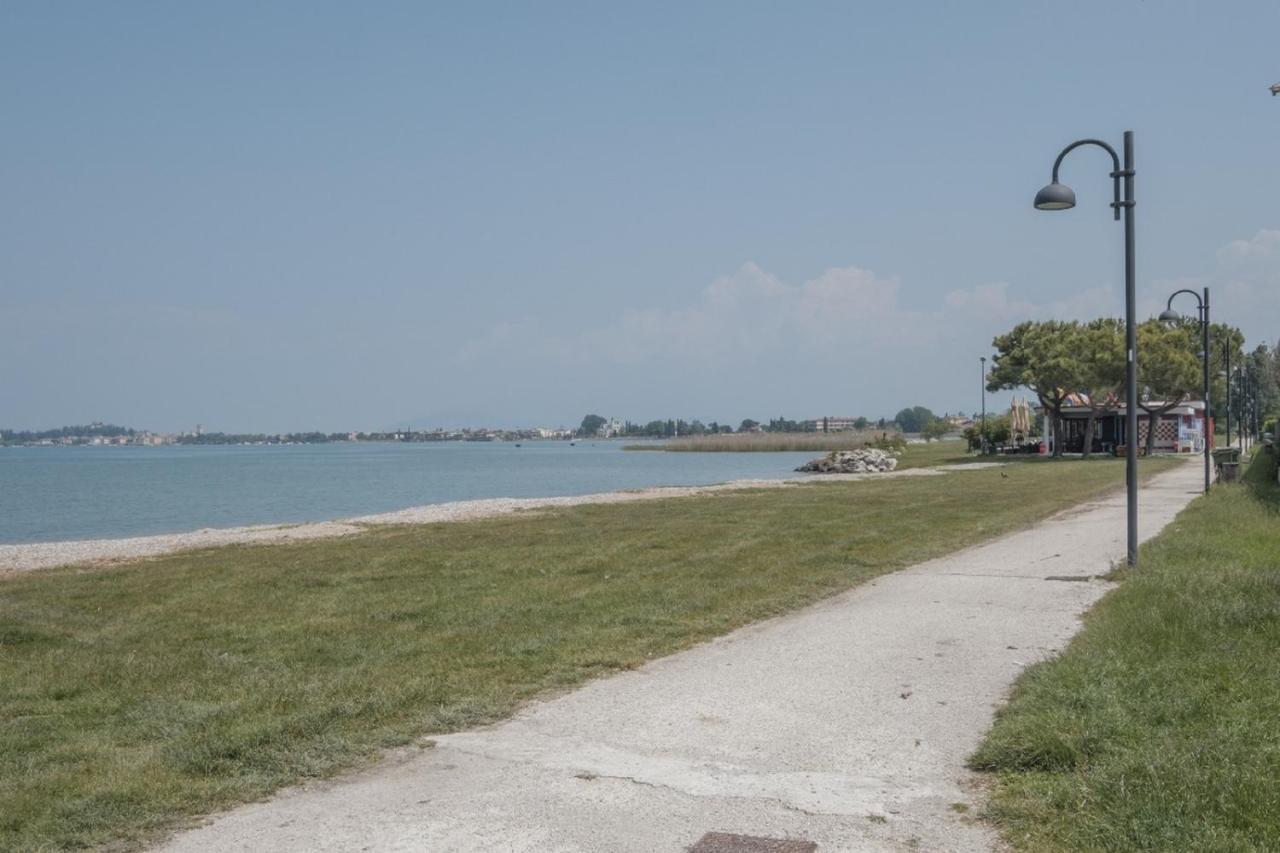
[1222,341,1232,448]
[1235,366,1245,454]
[1159,287,1211,493]
[980,356,987,455]
[1035,131,1138,566]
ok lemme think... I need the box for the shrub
[963,414,1012,451]
[869,432,907,452]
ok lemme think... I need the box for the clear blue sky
[3,1,1278,432]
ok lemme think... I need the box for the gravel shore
[0,464,997,576]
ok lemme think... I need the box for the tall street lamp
[1222,340,1231,448]
[980,356,987,454]
[1238,366,1247,454]
[1159,287,1211,493]
[1034,131,1138,567]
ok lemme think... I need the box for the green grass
[1,456,1174,851]
[894,439,980,468]
[970,450,1280,851]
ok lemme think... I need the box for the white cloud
[1217,228,1280,263]
[573,262,918,365]
[944,281,1114,323]
[451,230,1278,421]
[462,261,1138,375]
[1154,228,1280,344]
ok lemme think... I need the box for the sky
[2,1,1278,433]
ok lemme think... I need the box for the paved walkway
[159,460,1201,853]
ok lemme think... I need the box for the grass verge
[2,456,1173,850]
[970,450,1280,851]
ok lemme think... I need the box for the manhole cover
[689,832,817,853]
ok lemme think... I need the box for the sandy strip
[0,463,1002,576]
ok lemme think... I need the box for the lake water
[0,441,819,544]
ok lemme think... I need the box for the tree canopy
[987,316,1244,456]
[987,320,1081,455]
[893,406,936,433]
[577,414,607,436]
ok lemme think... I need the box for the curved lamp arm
[1164,288,1204,312]
[1051,138,1128,221]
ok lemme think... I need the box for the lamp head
[1158,308,1183,325]
[1034,182,1076,211]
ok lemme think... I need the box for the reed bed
[625,430,888,452]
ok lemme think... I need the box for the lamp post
[1159,287,1211,493]
[980,356,987,455]
[1246,367,1257,448]
[1222,340,1231,448]
[1238,366,1247,454]
[1034,131,1138,567]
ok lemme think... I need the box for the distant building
[596,418,624,438]
[1038,397,1208,454]
[811,416,863,432]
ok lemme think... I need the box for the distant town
[0,408,980,448]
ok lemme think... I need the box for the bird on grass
[1000,470,1009,479]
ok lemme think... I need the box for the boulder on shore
[795,447,899,474]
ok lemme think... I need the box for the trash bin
[1220,461,1241,483]
[1212,447,1241,467]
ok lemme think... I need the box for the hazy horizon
[4,3,1278,434]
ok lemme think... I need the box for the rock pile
[795,447,900,474]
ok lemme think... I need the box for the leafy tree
[963,414,1012,451]
[578,414,607,437]
[766,417,812,432]
[1239,344,1279,438]
[738,418,759,433]
[921,419,951,443]
[853,416,869,430]
[1251,343,1279,427]
[1074,319,1125,459]
[1136,319,1200,455]
[893,406,936,433]
[988,320,1081,457]
[870,432,907,452]
[1207,324,1246,427]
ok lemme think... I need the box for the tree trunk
[1082,411,1097,459]
[1052,411,1065,457]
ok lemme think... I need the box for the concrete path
[158,460,1201,853]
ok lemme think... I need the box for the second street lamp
[1222,339,1231,448]
[1034,131,1138,567]
[980,356,987,455]
[1159,287,1211,493]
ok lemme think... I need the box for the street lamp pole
[1160,286,1211,493]
[1223,339,1231,448]
[1233,368,1244,455]
[980,356,987,455]
[1034,131,1138,566]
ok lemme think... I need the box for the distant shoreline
[0,465,992,576]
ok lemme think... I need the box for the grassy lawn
[2,455,1173,851]
[970,450,1280,851]
[895,439,980,468]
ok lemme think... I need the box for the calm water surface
[0,441,817,544]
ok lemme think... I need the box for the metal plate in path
[689,832,817,853]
